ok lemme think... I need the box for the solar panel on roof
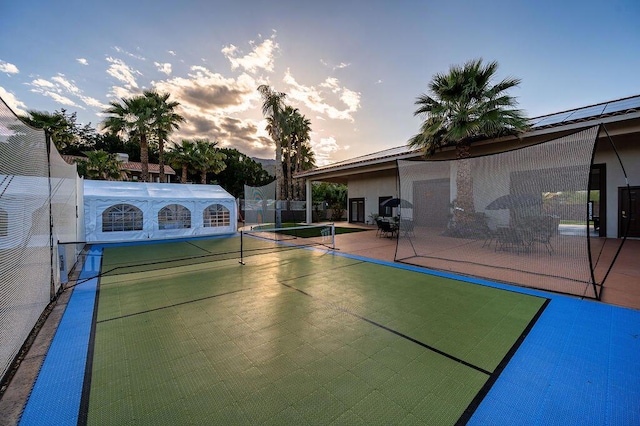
[528,116,549,126]
[315,145,414,170]
[563,104,607,121]
[602,96,640,115]
[532,111,574,127]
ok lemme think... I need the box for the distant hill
[252,157,277,176]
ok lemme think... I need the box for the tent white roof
[83,180,234,200]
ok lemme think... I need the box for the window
[0,209,7,237]
[102,204,143,232]
[379,196,392,217]
[158,204,191,230]
[203,204,230,227]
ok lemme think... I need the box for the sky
[1,0,638,166]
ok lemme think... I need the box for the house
[62,153,177,182]
[297,94,640,239]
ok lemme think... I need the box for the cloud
[320,77,340,93]
[28,73,109,110]
[39,91,81,108]
[153,65,258,115]
[221,33,279,73]
[282,70,361,121]
[0,61,19,74]
[82,96,109,109]
[168,50,176,56]
[311,135,340,166]
[107,85,137,101]
[113,46,146,61]
[375,79,383,84]
[174,111,273,159]
[154,62,172,75]
[76,58,89,66]
[31,78,56,89]
[319,59,350,71]
[106,57,141,88]
[0,86,27,115]
[52,74,82,96]
[149,64,274,155]
[340,88,360,111]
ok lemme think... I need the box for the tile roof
[121,162,176,174]
[61,155,175,174]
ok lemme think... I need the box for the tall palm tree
[281,106,297,200]
[291,112,312,199]
[294,140,316,199]
[144,90,185,183]
[258,85,287,200]
[408,58,529,220]
[102,95,154,182]
[166,140,197,183]
[192,139,227,184]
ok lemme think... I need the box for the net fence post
[239,230,245,265]
[331,223,336,249]
[46,131,56,301]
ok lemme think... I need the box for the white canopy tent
[83,180,237,243]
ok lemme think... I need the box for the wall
[594,133,640,237]
[347,171,397,223]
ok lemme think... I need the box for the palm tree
[258,85,287,200]
[408,58,529,221]
[23,109,77,151]
[192,139,227,184]
[144,90,184,183]
[281,106,297,200]
[291,112,312,199]
[294,140,316,199]
[166,140,197,183]
[102,95,154,182]
[75,150,122,180]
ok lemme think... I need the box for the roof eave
[297,110,640,179]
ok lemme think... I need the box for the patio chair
[495,226,527,253]
[478,215,498,248]
[529,215,558,255]
[378,219,397,238]
[375,218,385,237]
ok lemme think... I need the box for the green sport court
[18,234,640,425]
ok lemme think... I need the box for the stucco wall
[348,172,397,223]
[594,136,640,237]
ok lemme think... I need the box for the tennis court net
[240,223,336,263]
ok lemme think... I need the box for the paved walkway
[335,223,640,310]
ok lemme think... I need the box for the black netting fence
[395,126,621,299]
[0,97,82,384]
[243,180,276,227]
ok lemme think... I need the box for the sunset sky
[1,0,638,165]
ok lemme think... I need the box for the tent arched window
[203,204,230,227]
[158,204,191,230]
[0,209,7,237]
[102,204,143,232]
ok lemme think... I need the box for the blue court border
[19,235,640,425]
